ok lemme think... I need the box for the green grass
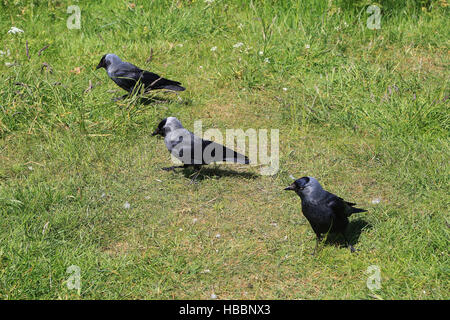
[0,0,449,299]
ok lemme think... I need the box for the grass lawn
[0,0,448,299]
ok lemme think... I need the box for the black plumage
[285,176,367,254]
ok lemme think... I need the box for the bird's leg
[113,93,129,102]
[311,234,322,256]
[188,165,203,185]
[342,233,356,253]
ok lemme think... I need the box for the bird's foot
[188,169,202,185]
[113,94,129,102]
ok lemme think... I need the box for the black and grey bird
[284,176,367,255]
[96,54,185,98]
[152,117,249,179]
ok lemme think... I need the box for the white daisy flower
[210,46,217,51]
[8,27,24,34]
[233,42,244,48]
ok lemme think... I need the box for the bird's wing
[108,62,142,91]
[201,139,249,164]
[141,70,185,91]
[167,131,204,165]
[325,193,353,218]
[326,193,366,217]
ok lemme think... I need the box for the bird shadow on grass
[114,93,191,106]
[179,166,259,181]
[138,95,191,106]
[324,218,372,249]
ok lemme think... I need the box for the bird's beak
[95,63,102,70]
[151,129,159,136]
[284,184,295,191]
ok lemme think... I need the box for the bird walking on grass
[96,54,185,99]
[152,117,249,181]
[284,176,367,255]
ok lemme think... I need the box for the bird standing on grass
[152,117,250,181]
[284,177,367,255]
[96,54,185,99]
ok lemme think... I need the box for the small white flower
[5,62,14,67]
[176,43,183,47]
[210,46,217,52]
[28,166,33,171]
[264,58,270,63]
[192,218,198,223]
[344,22,348,27]
[233,42,244,48]
[101,193,106,198]
[215,233,221,239]
[201,269,211,273]
[179,228,183,231]
[8,27,24,34]
[289,174,295,180]
[210,293,217,299]
[199,66,203,69]
[0,49,10,56]
[270,222,278,227]
[305,44,310,49]
[371,198,381,204]
[42,222,49,235]
[283,87,288,91]
[205,0,214,3]
[123,201,131,209]
[259,51,264,56]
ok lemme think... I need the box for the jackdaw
[284,176,367,255]
[96,54,185,98]
[152,117,250,180]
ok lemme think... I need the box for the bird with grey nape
[152,117,249,181]
[96,54,185,99]
[284,177,367,255]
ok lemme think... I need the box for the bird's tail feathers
[350,207,367,215]
[224,155,250,164]
[161,84,186,91]
[147,77,185,91]
[223,147,250,164]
